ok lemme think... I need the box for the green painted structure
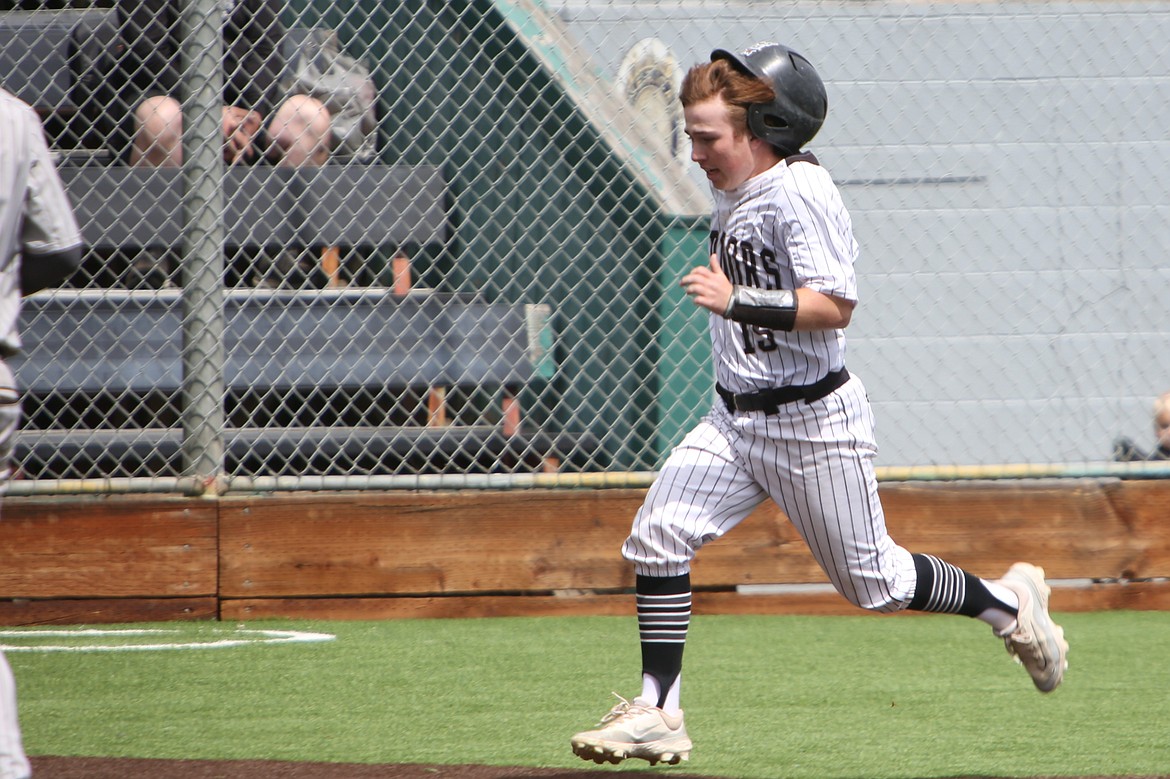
[287,0,710,468]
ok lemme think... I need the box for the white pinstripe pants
[623,373,917,613]
[0,654,28,779]
[0,361,29,779]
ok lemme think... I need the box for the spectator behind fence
[1113,391,1170,462]
[90,0,332,287]
[0,88,84,779]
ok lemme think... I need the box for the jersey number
[740,323,777,354]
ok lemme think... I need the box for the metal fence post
[179,0,226,491]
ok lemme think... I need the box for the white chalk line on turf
[0,628,336,652]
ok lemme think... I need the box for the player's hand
[681,253,733,315]
[222,107,263,165]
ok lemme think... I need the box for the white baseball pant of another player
[0,87,85,779]
[0,654,29,779]
[0,365,28,779]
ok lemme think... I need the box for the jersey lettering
[759,248,782,290]
[711,230,784,354]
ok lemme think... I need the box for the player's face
[684,96,764,191]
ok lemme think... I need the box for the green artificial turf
[6,611,1168,778]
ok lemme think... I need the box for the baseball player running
[0,88,84,779]
[570,43,1068,767]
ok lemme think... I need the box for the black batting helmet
[711,42,827,154]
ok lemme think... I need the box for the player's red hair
[679,59,775,139]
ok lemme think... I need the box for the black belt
[717,369,850,414]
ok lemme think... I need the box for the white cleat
[997,562,1069,693]
[570,694,692,766]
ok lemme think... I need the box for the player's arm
[20,110,83,296]
[21,248,81,297]
[789,287,852,330]
[680,253,852,331]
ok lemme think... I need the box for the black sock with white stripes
[907,554,1017,618]
[636,573,691,708]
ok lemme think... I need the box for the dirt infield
[26,757,1163,779]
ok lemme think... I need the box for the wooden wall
[3,479,1169,625]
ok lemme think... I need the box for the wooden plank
[0,598,217,626]
[877,480,1142,580]
[1047,580,1170,612]
[3,480,1170,623]
[218,490,822,597]
[1103,479,1170,577]
[0,497,217,598]
[700,582,1170,616]
[221,580,1170,621]
[222,594,632,621]
[219,491,641,597]
[216,482,1160,599]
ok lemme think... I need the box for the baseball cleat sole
[571,738,690,766]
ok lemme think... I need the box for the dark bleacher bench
[61,164,449,251]
[0,9,112,159]
[55,163,448,289]
[0,11,98,109]
[11,289,588,479]
[0,10,92,108]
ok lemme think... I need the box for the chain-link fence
[2,0,1169,493]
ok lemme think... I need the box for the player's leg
[0,653,29,779]
[120,96,184,289]
[571,410,766,766]
[267,94,332,168]
[0,370,30,779]
[751,376,1066,691]
[742,379,917,611]
[625,412,766,712]
[252,96,334,289]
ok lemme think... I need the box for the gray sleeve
[21,111,83,292]
[22,111,83,257]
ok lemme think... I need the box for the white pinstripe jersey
[707,156,859,394]
[0,89,83,356]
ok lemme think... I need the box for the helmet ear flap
[756,109,791,131]
[747,107,792,152]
